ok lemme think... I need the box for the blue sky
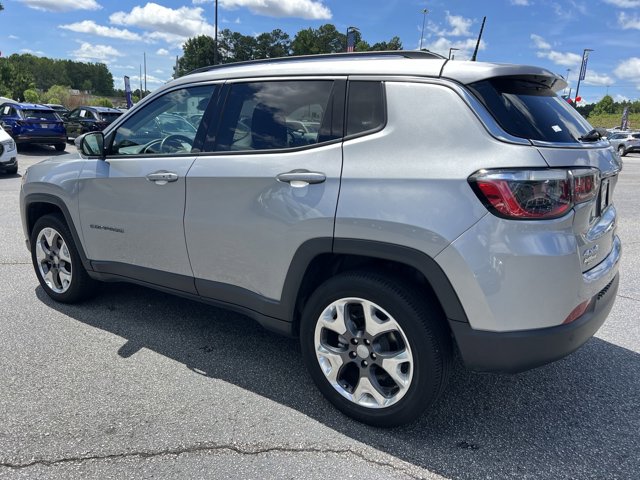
[1,0,639,103]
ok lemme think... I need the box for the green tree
[371,36,403,51]
[176,35,216,77]
[91,97,114,107]
[254,29,291,58]
[291,24,345,55]
[592,95,615,115]
[42,85,71,106]
[23,88,40,103]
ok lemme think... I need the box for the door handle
[146,171,179,185]
[276,169,326,188]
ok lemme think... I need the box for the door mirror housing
[76,132,105,158]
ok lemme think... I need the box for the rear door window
[469,77,592,143]
[346,81,386,136]
[214,80,337,152]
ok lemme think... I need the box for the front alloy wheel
[35,227,73,294]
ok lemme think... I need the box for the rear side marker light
[563,299,592,324]
[469,168,600,220]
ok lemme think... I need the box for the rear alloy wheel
[618,145,626,157]
[55,143,66,152]
[300,271,452,427]
[31,214,96,303]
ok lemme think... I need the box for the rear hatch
[464,73,621,273]
[20,109,64,136]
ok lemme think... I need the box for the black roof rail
[185,50,446,76]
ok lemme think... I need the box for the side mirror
[76,132,105,158]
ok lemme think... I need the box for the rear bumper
[450,273,619,373]
[15,135,66,145]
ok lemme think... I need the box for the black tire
[54,143,66,152]
[6,165,18,175]
[300,271,452,427]
[618,145,626,157]
[30,213,96,303]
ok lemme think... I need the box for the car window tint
[346,81,385,136]
[632,134,640,139]
[99,112,122,123]
[22,110,59,121]
[111,85,215,156]
[215,80,334,152]
[469,77,592,143]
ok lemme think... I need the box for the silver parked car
[20,52,621,426]
[608,131,640,156]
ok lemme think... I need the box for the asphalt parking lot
[1,145,639,479]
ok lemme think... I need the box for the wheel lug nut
[364,339,370,345]
[351,338,358,345]
[362,360,368,367]
[349,351,357,358]
[371,353,377,360]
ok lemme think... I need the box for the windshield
[22,110,60,121]
[469,77,592,143]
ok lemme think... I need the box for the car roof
[164,51,566,93]
[75,105,121,113]
[9,103,55,110]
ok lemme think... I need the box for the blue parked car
[0,102,66,151]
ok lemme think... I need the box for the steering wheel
[159,134,194,153]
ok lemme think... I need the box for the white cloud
[20,48,45,56]
[156,48,170,56]
[113,65,135,70]
[70,42,123,63]
[614,94,630,102]
[618,12,640,29]
[154,69,165,74]
[424,37,486,60]
[510,0,531,5]
[59,21,142,41]
[428,12,474,37]
[218,0,331,20]
[614,57,640,79]
[536,49,582,67]
[8,35,20,40]
[603,0,640,7]
[110,3,215,46]
[583,71,614,86]
[18,0,101,12]
[530,34,551,50]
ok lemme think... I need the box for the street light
[573,48,593,105]
[448,47,459,60]
[419,8,429,50]
[564,68,571,95]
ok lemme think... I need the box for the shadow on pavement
[36,283,639,479]
[17,144,69,156]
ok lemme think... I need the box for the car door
[77,84,219,292]
[184,79,345,307]
[64,109,81,138]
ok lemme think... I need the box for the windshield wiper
[578,128,606,142]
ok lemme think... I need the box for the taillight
[469,168,600,220]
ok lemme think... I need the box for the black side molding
[23,193,93,272]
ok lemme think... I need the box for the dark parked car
[0,102,66,151]
[44,104,69,116]
[63,106,122,140]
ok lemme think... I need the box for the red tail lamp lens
[563,299,592,324]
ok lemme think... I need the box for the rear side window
[346,81,385,136]
[99,112,122,123]
[469,77,592,143]
[215,80,335,152]
[632,134,640,139]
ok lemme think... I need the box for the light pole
[448,47,459,60]
[564,68,570,95]
[213,0,218,65]
[573,48,593,105]
[419,8,429,50]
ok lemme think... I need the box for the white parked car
[0,125,18,174]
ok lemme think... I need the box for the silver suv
[608,131,640,157]
[20,52,621,426]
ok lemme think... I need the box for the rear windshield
[469,77,592,143]
[98,112,122,123]
[22,110,59,121]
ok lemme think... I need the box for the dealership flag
[621,106,630,130]
[124,76,133,109]
[579,50,591,81]
[346,30,356,52]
